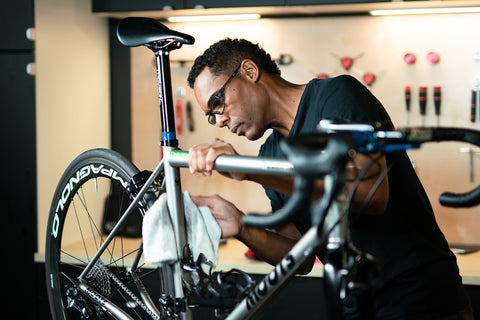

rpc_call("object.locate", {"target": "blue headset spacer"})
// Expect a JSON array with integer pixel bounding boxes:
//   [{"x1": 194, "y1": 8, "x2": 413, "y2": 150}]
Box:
[{"x1": 162, "y1": 131, "x2": 176, "y2": 141}]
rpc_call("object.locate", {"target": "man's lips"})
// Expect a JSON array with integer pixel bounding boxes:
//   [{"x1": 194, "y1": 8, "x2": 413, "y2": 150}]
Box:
[{"x1": 230, "y1": 123, "x2": 241, "y2": 135}]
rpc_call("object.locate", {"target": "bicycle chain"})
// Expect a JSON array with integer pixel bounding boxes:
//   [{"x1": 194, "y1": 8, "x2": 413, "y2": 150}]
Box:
[{"x1": 94, "y1": 261, "x2": 162, "y2": 320}]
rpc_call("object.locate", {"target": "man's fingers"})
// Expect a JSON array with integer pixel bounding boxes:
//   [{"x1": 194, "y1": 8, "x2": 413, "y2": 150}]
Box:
[{"x1": 188, "y1": 139, "x2": 237, "y2": 175}]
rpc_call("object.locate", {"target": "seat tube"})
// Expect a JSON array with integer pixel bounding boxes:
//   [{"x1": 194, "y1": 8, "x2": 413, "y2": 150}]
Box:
[{"x1": 155, "y1": 49, "x2": 188, "y2": 314}]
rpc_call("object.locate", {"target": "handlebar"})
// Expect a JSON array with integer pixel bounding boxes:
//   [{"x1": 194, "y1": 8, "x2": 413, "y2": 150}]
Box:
[
  {"x1": 168, "y1": 124, "x2": 480, "y2": 230},
  {"x1": 316, "y1": 122, "x2": 480, "y2": 208},
  {"x1": 398, "y1": 127, "x2": 480, "y2": 207},
  {"x1": 242, "y1": 124, "x2": 480, "y2": 229}
]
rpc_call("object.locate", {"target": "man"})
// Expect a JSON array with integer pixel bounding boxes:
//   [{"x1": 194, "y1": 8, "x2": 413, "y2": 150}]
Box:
[{"x1": 186, "y1": 38, "x2": 472, "y2": 319}]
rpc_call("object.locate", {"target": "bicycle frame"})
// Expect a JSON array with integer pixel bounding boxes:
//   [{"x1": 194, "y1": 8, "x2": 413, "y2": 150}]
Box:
[
  {"x1": 48, "y1": 17, "x2": 480, "y2": 320},
  {"x1": 75, "y1": 147, "x2": 349, "y2": 320}
]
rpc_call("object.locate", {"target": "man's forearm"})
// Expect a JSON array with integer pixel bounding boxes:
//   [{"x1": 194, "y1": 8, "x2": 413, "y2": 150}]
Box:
[
  {"x1": 236, "y1": 223, "x2": 315, "y2": 274},
  {"x1": 243, "y1": 153, "x2": 389, "y2": 215}
]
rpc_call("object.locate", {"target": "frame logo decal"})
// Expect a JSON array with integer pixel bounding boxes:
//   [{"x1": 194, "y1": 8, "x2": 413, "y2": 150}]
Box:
[{"x1": 246, "y1": 254, "x2": 295, "y2": 310}]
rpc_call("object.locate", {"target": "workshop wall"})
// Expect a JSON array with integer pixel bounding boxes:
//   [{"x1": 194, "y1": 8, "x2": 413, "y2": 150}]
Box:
[
  {"x1": 130, "y1": 13, "x2": 480, "y2": 247},
  {"x1": 35, "y1": 0, "x2": 110, "y2": 253}
]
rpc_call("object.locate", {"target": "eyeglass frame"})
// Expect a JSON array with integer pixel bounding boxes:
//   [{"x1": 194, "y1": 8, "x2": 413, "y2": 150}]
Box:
[{"x1": 205, "y1": 64, "x2": 242, "y2": 125}]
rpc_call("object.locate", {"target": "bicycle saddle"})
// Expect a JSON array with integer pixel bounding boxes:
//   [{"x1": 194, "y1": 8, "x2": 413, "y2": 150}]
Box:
[{"x1": 117, "y1": 17, "x2": 195, "y2": 47}]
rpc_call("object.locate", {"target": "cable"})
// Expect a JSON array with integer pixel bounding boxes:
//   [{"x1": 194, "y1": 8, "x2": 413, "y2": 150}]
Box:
[
  {"x1": 358, "y1": 163, "x2": 392, "y2": 215},
  {"x1": 346, "y1": 153, "x2": 381, "y2": 183}
]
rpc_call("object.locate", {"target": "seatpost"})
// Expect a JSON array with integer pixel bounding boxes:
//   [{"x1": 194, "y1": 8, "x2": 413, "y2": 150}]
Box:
[
  {"x1": 155, "y1": 49, "x2": 178, "y2": 147},
  {"x1": 153, "y1": 47, "x2": 188, "y2": 318}
]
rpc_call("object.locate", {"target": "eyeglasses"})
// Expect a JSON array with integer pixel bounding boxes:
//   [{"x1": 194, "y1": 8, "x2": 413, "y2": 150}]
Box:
[{"x1": 205, "y1": 64, "x2": 241, "y2": 125}]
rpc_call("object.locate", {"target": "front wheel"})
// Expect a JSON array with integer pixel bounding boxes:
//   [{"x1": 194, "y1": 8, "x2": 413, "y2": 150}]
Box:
[{"x1": 45, "y1": 148, "x2": 161, "y2": 319}]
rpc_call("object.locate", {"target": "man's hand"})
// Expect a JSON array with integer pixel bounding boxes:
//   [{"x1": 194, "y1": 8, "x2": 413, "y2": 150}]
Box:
[
  {"x1": 190, "y1": 194, "x2": 244, "y2": 239},
  {"x1": 188, "y1": 138, "x2": 246, "y2": 180}
]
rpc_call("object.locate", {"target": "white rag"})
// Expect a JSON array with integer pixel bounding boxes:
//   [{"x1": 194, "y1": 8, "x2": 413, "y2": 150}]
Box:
[{"x1": 142, "y1": 191, "x2": 221, "y2": 267}]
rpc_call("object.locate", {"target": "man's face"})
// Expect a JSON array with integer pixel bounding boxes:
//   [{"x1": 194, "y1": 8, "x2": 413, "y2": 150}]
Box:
[{"x1": 193, "y1": 66, "x2": 267, "y2": 141}]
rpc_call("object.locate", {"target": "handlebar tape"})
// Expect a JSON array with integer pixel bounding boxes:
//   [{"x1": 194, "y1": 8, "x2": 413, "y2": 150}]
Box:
[
  {"x1": 439, "y1": 187, "x2": 480, "y2": 208},
  {"x1": 403, "y1": 127, "x2": 480, "y2": 146}
]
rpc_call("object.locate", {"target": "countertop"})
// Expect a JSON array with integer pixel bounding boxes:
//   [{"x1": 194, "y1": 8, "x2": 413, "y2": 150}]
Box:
[
  {"x1": 217, "y1": 239, "x2": 480, "y2": 285},
  {"x1": 35, "y1": 238, "x2": 479, "y2": 285}
]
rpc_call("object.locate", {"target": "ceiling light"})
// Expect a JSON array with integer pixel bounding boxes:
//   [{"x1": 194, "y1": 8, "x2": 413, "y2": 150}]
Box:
[
  {"x1": 167, "y1": 13, "x2": 261, "y2": 22},
  {"x1": 370, "y1": 6, "x2": 480, "y2": 16}
]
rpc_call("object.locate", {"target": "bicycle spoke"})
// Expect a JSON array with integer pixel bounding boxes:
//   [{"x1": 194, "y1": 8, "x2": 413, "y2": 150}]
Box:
[
  {"x1": 71, "y1": 195, "x2": 91, "y2": 262},
  {"x1": 77, "y1": 183, "x2": 104, "y2": 248},
  {"x1": 60, "y1": 249, "x2": 89, "y2": 266}
]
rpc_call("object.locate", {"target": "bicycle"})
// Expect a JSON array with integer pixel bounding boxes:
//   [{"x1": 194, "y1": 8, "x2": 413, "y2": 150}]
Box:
[{"x1": 45, "y1": 17, "x2": 480, "y2": 320}]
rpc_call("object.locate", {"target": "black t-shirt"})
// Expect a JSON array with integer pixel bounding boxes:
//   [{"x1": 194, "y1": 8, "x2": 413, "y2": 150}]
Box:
[{"x1": 259, "y1": 75, "x2": 468, "y2": 318}]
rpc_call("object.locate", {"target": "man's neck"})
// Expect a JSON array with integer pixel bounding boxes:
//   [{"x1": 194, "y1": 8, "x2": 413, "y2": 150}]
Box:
[{"x1": 265, "y1": 77, "x2": 307, "y2": 138}]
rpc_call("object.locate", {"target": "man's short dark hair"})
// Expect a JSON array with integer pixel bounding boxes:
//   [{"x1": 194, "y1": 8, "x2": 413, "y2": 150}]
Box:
[{"x1": 187, "y1": 38, "x2": 280, "y2": 88}]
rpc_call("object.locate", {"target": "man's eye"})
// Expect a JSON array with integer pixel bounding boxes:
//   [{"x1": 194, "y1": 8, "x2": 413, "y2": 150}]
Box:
[{"x1": 210, "y1": 98, "x2": 223, "y2": 111}]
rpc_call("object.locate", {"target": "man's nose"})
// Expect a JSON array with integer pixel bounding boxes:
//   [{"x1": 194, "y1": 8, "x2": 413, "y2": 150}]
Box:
[{"x1": 215, "y1": 113, "x2": 229, "y2": 127}]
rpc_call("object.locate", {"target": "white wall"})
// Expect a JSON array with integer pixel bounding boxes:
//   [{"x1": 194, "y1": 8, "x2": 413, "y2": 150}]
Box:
[
  {"x1": 35, "y1": 6, "x2": 480, "y2": 251},
  {"x1": 131, "y1": 13, "x2": 480, "y2": 247},
  {"x1": 35, "y1": 0, "x2": 110, "y2": 252}
]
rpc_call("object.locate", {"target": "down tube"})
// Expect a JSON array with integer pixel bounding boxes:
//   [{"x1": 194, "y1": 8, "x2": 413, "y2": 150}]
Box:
[{"x1": 226, "y1": 227, "x2": 322, "y2": 320}]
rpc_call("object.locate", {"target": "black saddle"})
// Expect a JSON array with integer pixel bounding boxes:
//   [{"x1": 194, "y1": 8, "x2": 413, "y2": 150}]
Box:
[{"x1": 117, "y1": 17, "x2": 195, "y2": 47}]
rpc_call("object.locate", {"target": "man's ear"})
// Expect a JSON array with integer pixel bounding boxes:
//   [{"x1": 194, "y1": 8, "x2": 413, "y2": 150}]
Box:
[{"x1": 241, "y1": 59, "x2": 260, "y2": 82}]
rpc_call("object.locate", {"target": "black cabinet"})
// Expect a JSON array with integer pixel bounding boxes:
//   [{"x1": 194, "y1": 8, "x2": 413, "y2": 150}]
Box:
[
  {"x1": 93, "y1": 0, "x2": 288, "y2": 12},
  {"x1": 286, "y1": 0, "x2": 387, "y2": 4},
  {"x1": 0, "y1": 0, "x2": 34, "y2": 51},
  {"x1": 92, "y1": 0, "x2": 186, "y2": 12},
  {"x1": 0, "y1": 0, "x2": 37, "y2": 318},
  {"x1": 92, "y1": 0, "x2": 399, "y2": 14},
  {"x1": 185, "y1": 0, "x2": 285, "y2": 9}
]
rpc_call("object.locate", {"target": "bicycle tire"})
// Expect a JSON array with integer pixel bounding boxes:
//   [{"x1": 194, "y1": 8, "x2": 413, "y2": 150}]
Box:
[{"x1": 45, "y1": 148, "x2": 161, "y2": 320}]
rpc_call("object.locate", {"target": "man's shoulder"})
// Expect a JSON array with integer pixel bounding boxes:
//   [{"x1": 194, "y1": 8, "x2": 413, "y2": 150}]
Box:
[
  {"x1": 305, "y1": 75, "x2": 363, "y2": 98},
  {"x1": 328, "y1": 74, "x2": 363, "y2": 89},
  {"x1": 309, "y1": 74, "x2": 359, "y2": 85},
  {"x1": 259, "y1": 130, "x2": 284, "y2": 157}
]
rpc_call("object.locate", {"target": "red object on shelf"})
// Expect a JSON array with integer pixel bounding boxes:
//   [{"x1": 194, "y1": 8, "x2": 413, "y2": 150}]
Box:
[
  {"x1": 426, "y1": 51, "x2": 440, "y2": 64},
  {"x1": 405, "y1": 85, "x2": 412, "y2": 125},
  {"x1": 434, "y1": 85, "x2": 441, "y2": 115},
  {"x1": 405, "y1": 85, "x2": 411, "y2": 111},
  {"x1": 403, "y1": 52, "x2": 416, "y2": 65},
  {"x1": 175, "y1": 100, "x2": 183, "y2": 134},
  {"x1": 419, "y1": 85, "x2": 427, "y2": 118},
  {"x1": 363, "y1": 73, "x2": 376, "y2": 86},
  {"x1": 316, "y1": 73, "x2": 330, "y2": 79},
  {"x1": 341, "y1": 57, "x2": 354, "y2": 70}
]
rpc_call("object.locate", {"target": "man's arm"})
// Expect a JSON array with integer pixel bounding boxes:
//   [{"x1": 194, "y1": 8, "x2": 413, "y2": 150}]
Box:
[
  {"x1": 189, "y1": 140, "x2": 389, "y2": 215},
  {"x1": 243, "y1": 153, "x2": 388, "y2": 215},
  {"x1": 191, "y1": 194, "x2": 316, "y2": 274}
]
